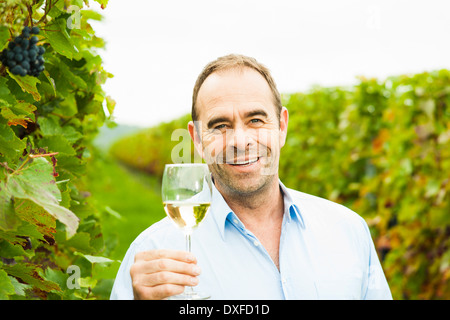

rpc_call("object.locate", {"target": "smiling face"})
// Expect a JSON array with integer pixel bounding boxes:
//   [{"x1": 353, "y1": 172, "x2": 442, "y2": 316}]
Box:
[{"x1": 188, "y1": 67, "x2": 288, "y2": 198}]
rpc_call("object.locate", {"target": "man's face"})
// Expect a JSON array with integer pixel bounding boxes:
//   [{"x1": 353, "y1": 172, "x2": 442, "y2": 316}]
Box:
[{"x1": 188, "y1": 67, "x2": 288, "y2": 198}]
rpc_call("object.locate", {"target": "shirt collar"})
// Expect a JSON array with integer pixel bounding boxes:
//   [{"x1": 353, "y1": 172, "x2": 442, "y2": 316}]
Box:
[
  {"x1": 210, "y1": 179, "x2": 305, "y2": 241},
  {"x1": 279, "y1": 180, "x2": 305, "y2": 228}
]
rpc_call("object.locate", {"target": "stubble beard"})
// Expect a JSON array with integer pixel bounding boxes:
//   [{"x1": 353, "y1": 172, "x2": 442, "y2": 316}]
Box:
[{"x1": 208, "y1": 146, "x2": 279, "y2": 205}]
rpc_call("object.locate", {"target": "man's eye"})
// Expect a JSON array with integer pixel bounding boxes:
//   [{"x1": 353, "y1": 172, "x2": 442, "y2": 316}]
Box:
[
  {"x1": 250, "y1": 119, "x2": 262, "y2": 124},
  {"x1": 214, "y1": 124, "x2": 226, "y2": 130}
]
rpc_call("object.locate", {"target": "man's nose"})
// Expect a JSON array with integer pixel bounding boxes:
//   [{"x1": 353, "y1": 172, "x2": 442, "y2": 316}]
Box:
[{"x1": 225, "y1": 127, "x2": 254, "y2": 150}]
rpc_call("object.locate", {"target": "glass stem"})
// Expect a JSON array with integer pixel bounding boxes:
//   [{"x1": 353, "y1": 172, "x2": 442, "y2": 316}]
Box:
[
  {"x1": 185, "y1": 232, "x2": 191, "y2": 253},
  {"x1": 185, "y1": 231, "x2": 194, "y2": 295}
]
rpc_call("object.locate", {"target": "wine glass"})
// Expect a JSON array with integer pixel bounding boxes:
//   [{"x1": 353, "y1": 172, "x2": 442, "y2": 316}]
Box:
[{"x1": 161, "y1": 163, "x2": 212, "y2": 300}]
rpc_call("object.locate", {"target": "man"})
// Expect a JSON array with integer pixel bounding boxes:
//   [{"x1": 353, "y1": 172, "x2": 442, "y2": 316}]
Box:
[{"x1": 110, "y1": 54, "x2": 392, "y2": 300}]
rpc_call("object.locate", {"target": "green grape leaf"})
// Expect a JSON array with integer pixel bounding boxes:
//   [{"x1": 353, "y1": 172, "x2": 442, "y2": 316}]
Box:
[
  {"x1": 80, "y1": 9, "x2": 103, "y2": 22},
  {"x1": 0, "y1": 26, "x2": 9, "y2": 51},
  {"x1": 0, "y1": 182, "x2": 20, "y2": 231},
  {"x1": 0, "y1": 239, "x2": 31, "y2": 259},
  {"x1": 43, "y1": 18, "x2": 78, "y2": 60},
  {"x1": 0, "y1": 269, "x2": 15, "y2": 299},
  {"x1": 105, "y1": 95, "x2": 116, "y2": 115},
  {"x1": 0, "y1": 219, "x2": 44, "y2": 245},
  {"x1": 1, "y1": 102, "x2": 37, "y2": 128},
  {"x1": 55, "y1": 154, "x2": 85, "y2": 178},
  {"x1": 64, "y1": 232, "x2": 94, "y2": 252},
  {"x1": 42, "y1": 70, "x2": 57, "y2": 97},
  {"x1": 8, "y1": 276, "x2": 31, "y2": 297},
  {"x1": 55, "y1": 58, "x2": 87, "y2": 89},
  {"x1": 39, "y1": 135, "x2": 77, "y2": 156},
  {"x1": 0, "y1": 77, "x2": 16, "y2": 107},
  {"x1": 0, "y1": 120, "x2": 27, "y2": 161},
  {"x1": 15, "y1": 199, "x2": 56, "y2": 241},
  {"x1": 6, "y1": 157, "x2": 79, "y2": 238},
  {"x1": 2, "y1": 262, "x2": 60, "y2": 293},
  {"x1": 94, "y1": 0, "x2": 109, "y2": 9},
  {"x1": 75, "y1": 251, "x2": 115, "y2": 265},
  {"x1": 7, "y1": 71, "x2": 41, "y2": 102},
  {"x1": 39, "y1": 117, "x2": 82, "y2": 143}
]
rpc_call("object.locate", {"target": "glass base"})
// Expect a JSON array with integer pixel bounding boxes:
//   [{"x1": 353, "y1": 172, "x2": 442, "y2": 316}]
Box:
[{"x1": 168, "y1": 288, "x2": 210, "y2": 300}]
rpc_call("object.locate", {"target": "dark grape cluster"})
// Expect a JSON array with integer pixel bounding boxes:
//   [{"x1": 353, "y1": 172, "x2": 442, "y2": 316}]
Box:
[{"x1": 0, "y1": 26, "x2": 45, "y2": 77}]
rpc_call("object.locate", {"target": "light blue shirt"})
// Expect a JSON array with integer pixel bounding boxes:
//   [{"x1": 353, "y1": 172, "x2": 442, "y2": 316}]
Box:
[{"x1": 110, "y1": 181, "x2": 392, "y2": 300}]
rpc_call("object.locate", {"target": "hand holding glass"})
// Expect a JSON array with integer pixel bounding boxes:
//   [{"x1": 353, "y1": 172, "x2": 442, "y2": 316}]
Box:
[{"x1": 161, "y1": 163, "x2": 212, "y2": 300}]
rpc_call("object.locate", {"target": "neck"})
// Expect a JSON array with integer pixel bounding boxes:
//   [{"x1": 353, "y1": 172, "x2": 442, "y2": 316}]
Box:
[
  {"x1": 216, "y1": 176, "x2": 284, "y2": 226},
  {"x1": 215, "y1": 176, "x2": 285, "y2": 270}
]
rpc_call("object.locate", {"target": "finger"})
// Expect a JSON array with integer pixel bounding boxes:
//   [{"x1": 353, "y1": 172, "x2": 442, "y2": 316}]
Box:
[
  {"x1": 131, "y1": 258, "x2": 201, "y2": 278},
  {"x1": 135, "y1": 249, "x2": 196, "y2": 263},
  {"x1": 154, "y1": 284, "x2": 185, "y2": 300},
  {"x1": 139, "y1": 270, "x2": 200, "y2": 288},
  {"x1": 134, "y1": 283, "x2": 185, "y2": 300},
  {"x1": 152, "y1": 258, "x2": 202, "y2": 275}
]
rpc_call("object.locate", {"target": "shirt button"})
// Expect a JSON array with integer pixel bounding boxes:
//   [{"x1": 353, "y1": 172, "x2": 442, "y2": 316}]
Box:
[
  {"x1": 233, "y1": 219, "x2": 239, "y2": 224},
  {"x1": 253, "y1": 240, "x2": 259, "y2": 247},
  {"x1": 281, "y1": 277, "x2": 287, "y2": 284}
]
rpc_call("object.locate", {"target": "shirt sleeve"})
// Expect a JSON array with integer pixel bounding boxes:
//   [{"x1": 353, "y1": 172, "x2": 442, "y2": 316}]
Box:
[
  {"x1": 109, "y1": 242, "x2": 137, "y2": 300},
  {"x1": 362, "y1": 222, "x2": 393, "y2": 300}
]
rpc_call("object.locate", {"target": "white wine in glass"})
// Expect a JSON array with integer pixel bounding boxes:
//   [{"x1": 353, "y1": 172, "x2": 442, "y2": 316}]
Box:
[{"x1": 162, "y1": 163, "x2": 212, "y2": 300}]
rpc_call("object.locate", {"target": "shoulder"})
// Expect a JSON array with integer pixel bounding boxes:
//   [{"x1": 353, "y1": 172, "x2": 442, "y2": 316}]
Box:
[
  {"x1": 286, "y1": 187, "x2": 374, "y2": 256},
  {"x1": 286, "y1": 187, "x2": 368, "y2": 229}
]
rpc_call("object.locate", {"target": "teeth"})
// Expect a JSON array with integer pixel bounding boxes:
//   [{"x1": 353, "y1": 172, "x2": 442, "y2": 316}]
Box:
[{"x1": 232, "y1": 158, "x2": 258, "y2": 165}]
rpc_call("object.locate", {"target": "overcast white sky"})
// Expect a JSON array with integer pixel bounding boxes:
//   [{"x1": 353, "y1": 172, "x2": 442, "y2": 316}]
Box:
[{"x1": 91, "y1": 0, "x2": 450, "y2": 128}]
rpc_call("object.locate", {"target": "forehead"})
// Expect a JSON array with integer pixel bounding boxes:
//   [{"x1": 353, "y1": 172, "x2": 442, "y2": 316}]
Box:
[{"x1": 196, "y1": 67, "x2": 275, "y2": 119}]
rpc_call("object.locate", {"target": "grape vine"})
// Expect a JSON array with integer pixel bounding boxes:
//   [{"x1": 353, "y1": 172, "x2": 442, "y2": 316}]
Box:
[{"x1": 0, "y1": 0, "x2": 116, "y2": 300}]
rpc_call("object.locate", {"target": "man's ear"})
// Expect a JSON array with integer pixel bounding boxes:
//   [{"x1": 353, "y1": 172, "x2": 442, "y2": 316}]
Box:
[
  {"x1": 279, "y1": 107, "x2": 289, "y2": 148},
  {"x1": 188, "y1": 121, "x2": 204, "y2": 159}
]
